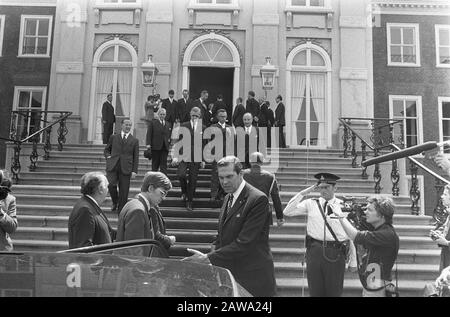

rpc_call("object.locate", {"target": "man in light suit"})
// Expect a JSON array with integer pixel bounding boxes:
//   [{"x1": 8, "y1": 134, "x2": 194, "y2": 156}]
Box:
[
  {"x1": 102, "y1": 93, "x2": 115, "y2": 145},
  {"x1": 104, "y1": 119, "x2": 139, "y2": 213},
  {"x1": 68, "y1": 171, "x2": 115, "y2": 249},
  {"x1": 183, "y1": 156, "x2": 276, "y2": 297},
  {"x1": 146, "y1": 108, "x2": 172, "y2": 175}
]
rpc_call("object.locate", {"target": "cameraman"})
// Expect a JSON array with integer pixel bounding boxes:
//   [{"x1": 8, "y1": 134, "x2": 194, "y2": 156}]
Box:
[
  {"x1": 0, "y1": 170, "x2": 18, "y2": 251},
  {"x1": 331, "y1": 195, "x2": 399, "y2": 297}
]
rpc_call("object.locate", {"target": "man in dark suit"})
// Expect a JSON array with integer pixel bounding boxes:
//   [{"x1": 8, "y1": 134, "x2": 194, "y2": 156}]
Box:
[
  {"x1": 102, "y1": 93, "x2": 115, "y2": 144},
  {"x1": 177, "y1": 89, "x2": 194, "y2": 123},
  {"x1": 146, "y1": 108, "x2": 172, "y2": 175},
  {"x1": 246, "y1": 91, "x2": 260, "y2": 126},
  {"x1": 172, "y1": 107, "x2": 206, "y2": 211},
  {"x1": 193, "y1": 90, "x2": 210, "y2": 127},
  {"x1": 68, "y1": 171, "x2": 115, "y2": 248},
  {"x1": 212, "y1": 94, "x2": 231, "y2": 124},
  {"x1": 183, "y1": 156, "x2": 276, "y2": 297},
  {"x1": 161, "y1": 89, "x2": 178, "y2": 126},
  {"x1": 209, "y1": 109, "x2": 234, "y2": 202},
  {"x1": 104, "y1": 119, "x2": 139, "y2": 213},
  {"x1": 239, "y1": 113, "x2": 259, "y2": 169},
  {"x1": 232, "y1": 97, "x2": 245, "y2": 128},
  {"x1": 243, "y1": 152, "x2": 284, "y2": 227},
  {"x1": 258, "y1": 100, "x2": 275, "y2": 149},
  {"x1": 275, "y1": 95, "x2": 286, "y2": 148}
]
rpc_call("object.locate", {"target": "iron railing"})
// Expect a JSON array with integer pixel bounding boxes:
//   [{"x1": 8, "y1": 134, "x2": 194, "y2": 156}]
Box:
[{"x1": 0, "y1": 110, "x2": 72, "y2": 183}]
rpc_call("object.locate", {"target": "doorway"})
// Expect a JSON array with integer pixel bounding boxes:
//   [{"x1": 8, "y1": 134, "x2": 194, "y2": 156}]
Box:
[{"x1": 189, "y1": 67, "x2": 234, "y2": 117}]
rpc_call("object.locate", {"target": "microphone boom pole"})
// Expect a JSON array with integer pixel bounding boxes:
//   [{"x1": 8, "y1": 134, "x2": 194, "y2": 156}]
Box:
[{"x1": 361, "y1": 141, "x2": 450, "y2": 167}]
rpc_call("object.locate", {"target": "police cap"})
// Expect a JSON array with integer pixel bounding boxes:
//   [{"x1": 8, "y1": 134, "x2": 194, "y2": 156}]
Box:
[{"x1": 314, "y1": 172, "x2": 340, "y2": 185}]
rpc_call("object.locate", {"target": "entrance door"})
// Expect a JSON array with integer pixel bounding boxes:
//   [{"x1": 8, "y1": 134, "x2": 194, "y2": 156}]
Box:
[{"x1": 189, "y1": 67, "x2": 234, "y2": 119}]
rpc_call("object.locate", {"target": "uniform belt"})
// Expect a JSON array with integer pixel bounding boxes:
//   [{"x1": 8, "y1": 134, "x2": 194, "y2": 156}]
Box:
[{"x1": 309, "y1": 237, "x2": 344, "y2": 248}]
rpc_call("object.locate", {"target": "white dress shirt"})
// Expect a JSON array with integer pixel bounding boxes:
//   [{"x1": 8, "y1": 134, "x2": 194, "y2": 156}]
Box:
[{"x1": 229, "y1": 180, "x2": 246, "y2": 208}]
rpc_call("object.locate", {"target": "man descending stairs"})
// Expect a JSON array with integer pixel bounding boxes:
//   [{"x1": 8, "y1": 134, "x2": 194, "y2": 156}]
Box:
[{"x1": 10, "y1": 144, "x2": 440, "y2": 296}]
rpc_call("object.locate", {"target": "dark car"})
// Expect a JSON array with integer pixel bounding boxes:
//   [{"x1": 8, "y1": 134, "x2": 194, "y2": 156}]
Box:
[{"x1": 0, "y1": 240, "x2": 251, "y2": 297}]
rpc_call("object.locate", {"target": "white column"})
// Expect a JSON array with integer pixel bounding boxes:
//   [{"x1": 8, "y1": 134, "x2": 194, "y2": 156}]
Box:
[
  {"x1": 233, "y1": 67, "x2": 240, "y2": 110},
  {"x1": 87, "y1": 66, "x2": 97, "y2": 142}
]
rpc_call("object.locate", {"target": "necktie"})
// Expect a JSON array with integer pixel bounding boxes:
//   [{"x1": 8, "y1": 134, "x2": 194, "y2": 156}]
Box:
[
  {"x1": 323, "y1": 201, "x2": 329, "y2": 216},
  {"x1": 161, "y1": 120, "x2": 164, "y2": 126},
  {"x1": 223, "y1": 194, "x2": 234, "y2": 221}
]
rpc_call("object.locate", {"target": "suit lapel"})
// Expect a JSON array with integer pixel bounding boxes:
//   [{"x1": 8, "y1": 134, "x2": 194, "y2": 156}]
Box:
[
  {"x1": 223, "y1": 185, "x2": 248, "y2": 227},
  {"x1": 83, "y1": 196, "x2": 111, "y2": 230}
]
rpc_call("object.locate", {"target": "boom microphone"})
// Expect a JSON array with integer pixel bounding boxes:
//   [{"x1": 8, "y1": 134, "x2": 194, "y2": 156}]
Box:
[{"x1": 361, "y1": 141, "x2": 449, "y2": 167}]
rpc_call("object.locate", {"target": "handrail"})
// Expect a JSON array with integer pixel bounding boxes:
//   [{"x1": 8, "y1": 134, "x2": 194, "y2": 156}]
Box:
[
  {"x1": 0, "y1": 110, "x2": 72, "y2": 183},
  {"x1": 391, "y1": 143, "x2": 450, "y2": 185},
  {"x1": 338, "y1": 118, "x2": 374, "y2": 150}
]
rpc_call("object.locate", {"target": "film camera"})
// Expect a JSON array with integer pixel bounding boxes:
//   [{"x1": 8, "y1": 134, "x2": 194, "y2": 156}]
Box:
[{"x1": 341, "y1": 196, "x2": 372, "y2": 231}]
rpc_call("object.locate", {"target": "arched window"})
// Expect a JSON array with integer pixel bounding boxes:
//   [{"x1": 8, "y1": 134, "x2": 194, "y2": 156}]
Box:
[
  {"x1": 88, "y1": 38, "x2": 137, "y2": 143},
  {"x1": 286, "y1": 42, "x2": 331, "y2": 148}
]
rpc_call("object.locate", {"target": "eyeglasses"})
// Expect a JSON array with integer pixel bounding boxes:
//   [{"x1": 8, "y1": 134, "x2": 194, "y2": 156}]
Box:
[{"x1": 157, "y1": 188, "x2": 168, "y2": 198}]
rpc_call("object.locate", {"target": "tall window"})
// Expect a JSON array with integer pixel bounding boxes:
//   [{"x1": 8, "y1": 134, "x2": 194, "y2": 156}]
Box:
[
  {"x1": 387, "y1": 23, "x2": 420, "y2": 66},
  {"x1": 389, "y1": 95, "x2": 422, "y2": 148},
  {"x1": 0, "y1": 15, "x2": 5, "y2": 56},
  {"x1": 439, "y1": 97, "x2": 450, "y2": 153},
  {"x1": 13, "y1": 87, "x2": 47, "y2": 141},
  {"x1": 288, "y1": 43, "x2": 330, "y2": 148},
  {"x1": 18, "y1": 15, "x2": 53, "y2": 57},
  {"x1": 436, "y1": 25, "x2": 450, "y2": 67}
]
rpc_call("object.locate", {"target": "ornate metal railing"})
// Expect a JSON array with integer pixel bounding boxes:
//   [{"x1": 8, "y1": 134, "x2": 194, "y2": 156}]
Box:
[
  {"x1": 0, "y1": 111, "x2": 72, "y2": 183},
  {"x1": 390, "y1": 144, "x2": 450, "y2": 221},
  {"x1": 339, "y1": 117, "x2": 403, "y2": 194}
]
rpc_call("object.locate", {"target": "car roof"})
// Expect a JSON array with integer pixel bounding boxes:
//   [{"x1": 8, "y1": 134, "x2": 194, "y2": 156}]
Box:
[{"x1": 0, "y1": 251, "x2": 245, "y2": 297}]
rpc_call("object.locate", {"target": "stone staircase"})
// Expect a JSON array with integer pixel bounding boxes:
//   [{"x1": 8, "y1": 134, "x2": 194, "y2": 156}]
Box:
[{"x1": 9, "y1": 144, "x2": 440, "y2": 297}]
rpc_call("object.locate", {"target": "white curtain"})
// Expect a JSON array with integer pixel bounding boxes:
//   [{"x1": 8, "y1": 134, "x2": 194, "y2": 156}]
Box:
[
  {"x1": 291, "y1": 72, "x2": 306, "y2": 145},
  {"x1": 310, "y1": 73, "x2": 325, "y2": 145},
  {"x1": 95, "y1": 69, "x2": 114, "y2": 140},
  {"x1": 117, "y1": 69, "x2": 132, "y2": 117}
]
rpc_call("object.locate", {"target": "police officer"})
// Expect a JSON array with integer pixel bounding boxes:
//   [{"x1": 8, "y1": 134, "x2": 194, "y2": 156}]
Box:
[
  {"x1": 283, "y1": 172, "x2": 351, "y2": 297},
  {"x1": 242, "y1": 152, "x2": 284, "y2": 227}
]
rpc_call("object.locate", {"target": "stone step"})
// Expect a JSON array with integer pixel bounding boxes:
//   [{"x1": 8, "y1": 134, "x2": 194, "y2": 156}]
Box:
[
  {"x1": 274, "y1": 262, "x2": 439, "y2": 281},
  {"x1": 268, "y1": 234, "x2": 439, "y2": 250},
  {"x1": 271, "y1": 247, "x2": 441, "y2": 265},
  {"x1": 275, "y1": 277, "x2": 429, "y2": 297},
  {"x1": 270, "y1": 223, "x2": 434, "y2": 236}
]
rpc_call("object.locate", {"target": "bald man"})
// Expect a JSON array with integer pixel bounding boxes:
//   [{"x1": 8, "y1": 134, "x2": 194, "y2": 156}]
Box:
[{"x1": 146, "y1": 108, "x2": 172, "y2": 175}]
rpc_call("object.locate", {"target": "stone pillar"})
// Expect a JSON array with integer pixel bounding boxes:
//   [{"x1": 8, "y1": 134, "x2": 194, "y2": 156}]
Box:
[
  {"x1": 251, "y1": 0, "x2": 279, "y2": 102},
  {"x1": 339, "y1": 0, "x2": 373, "y2": 119}
]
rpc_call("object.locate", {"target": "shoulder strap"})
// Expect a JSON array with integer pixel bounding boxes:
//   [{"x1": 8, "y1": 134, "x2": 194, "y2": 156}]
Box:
[
  {"x1": 269, "y1": 174, "x2": 276, "y2": 194},
  {"x1": 314, "y1": 199, "x2": 340, "y2": 243}
]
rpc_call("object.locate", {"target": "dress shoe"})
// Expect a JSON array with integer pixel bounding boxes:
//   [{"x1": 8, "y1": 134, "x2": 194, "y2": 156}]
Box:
[
  {"x1": 111, "y1": 203, "x2": 118, "y2": 212},
  {"x1": 186, "y1": 201, "x2": 193, "y2": 212}
]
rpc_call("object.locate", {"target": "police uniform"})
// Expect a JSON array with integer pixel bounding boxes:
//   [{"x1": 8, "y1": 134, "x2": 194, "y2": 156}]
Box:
[{"x1": 283, "y1": 172, "x2": 350, "y2": 297}]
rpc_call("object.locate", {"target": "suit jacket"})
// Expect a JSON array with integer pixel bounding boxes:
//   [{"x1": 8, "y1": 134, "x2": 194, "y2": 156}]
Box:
[
  {"x1": 208, "y1": 122, "x2": 234, "y2": 160},
  {"x1": 258, "y1": 103, "x2": 275, "y2": 127},
  {"x1": 102, "y1": 101, "x2": 115, "y2": 125},
  {"x1": 244, "y1": 126, "x2": 259, "y2": 156},
  {"x1": 0, "y1": 194, "x2": 18, "y2": 251},
  {"x1": 68, "y1": 195, "x2": 114, "y2": 249},
  {"x1": 116, "y1": 196, "x2": 172, "y2": 253},
  {"x1": 177, "y1": 97, "x2": 195, "y2": 122},
  {"x1": 162, "y1": 98, "x2": 178, "y2": 124},
  {"x1": 146, "y1": 118, "x2": 172, "y2": 151},
  {"x1": 193, "y1": 98, "x2": 210, "y2": 127},
  {"x1": 242, "y1": 166, "x2": 283, "y2": 222},
  {"x1": 232, "y1": 104, "x2": 246, "y2": 127},
  {"x1": 104, "y1": 133, "x2": 139, "y2": 175},
  {"x1": 175, "y1": 120, "x2": 207, "y2": 162},
  {"x1": 275, "y1": 102, "x2": 285, "y2": 126},
  {"x1": 208, "y1": 182, "x2": 275, "y2": 296},
  {"x1": 246, "y1": 98, "x2": 260, "y2": 121}
]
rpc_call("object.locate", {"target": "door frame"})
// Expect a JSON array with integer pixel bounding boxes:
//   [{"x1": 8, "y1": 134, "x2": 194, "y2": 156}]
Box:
[
  {"x1": 286, "y1": 42, "x2": 332, "y2": 149},
  {"x1": 182, "y1": 32, "x2": 240, "y2": 108}
]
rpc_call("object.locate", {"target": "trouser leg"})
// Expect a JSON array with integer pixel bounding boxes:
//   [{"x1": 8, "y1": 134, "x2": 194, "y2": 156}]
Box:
[
  {"x1": 322, "y1": 247, "x2": 345, "y2": 297},
  {"x1": 177, "y1": 161, "x2": 188, "y2": 196},
  {"x1": 211, "y1": 161, "x2": 219, "y2": 198},
  {"x1": 159, "y1": 149, "x2": 168, "y2": 175},
  {"x1": 187, "y1": 162, "x2": 200, "y2": 202},
  {"x1": 151, "y1": 150, "x2": 161, "y2": 171},
  {"x1": 117, "y1": 169, "x2": 131, "y2": 213},
  {"x1": 106, "y1": 168, "x2": 119, "y2": 205},
  {"x1": 306, "y1": 242, "x2": 326, "y2": 297}
]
